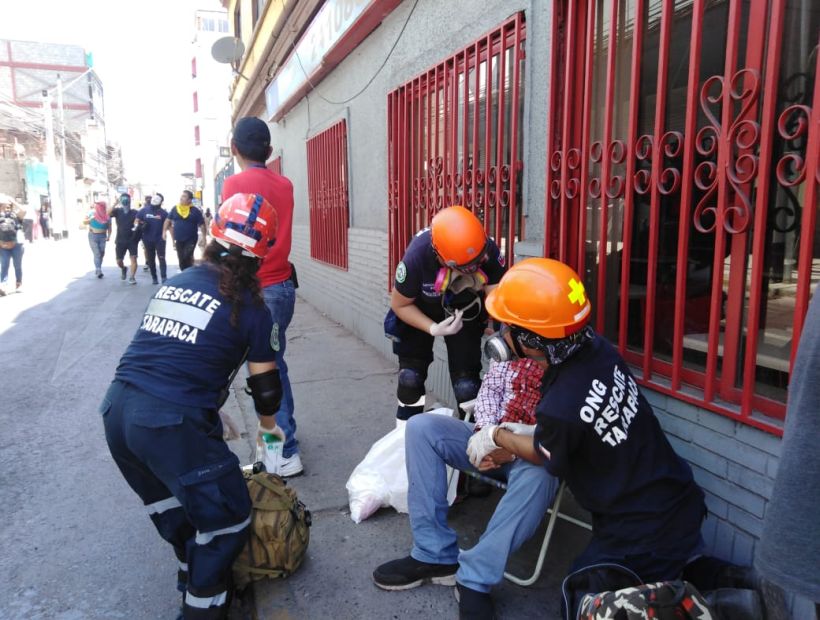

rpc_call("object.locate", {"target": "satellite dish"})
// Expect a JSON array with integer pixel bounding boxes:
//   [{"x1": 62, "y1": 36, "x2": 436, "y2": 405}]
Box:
[{"x1": 211, "y1": 36, "x2": 245, "y2": 65}]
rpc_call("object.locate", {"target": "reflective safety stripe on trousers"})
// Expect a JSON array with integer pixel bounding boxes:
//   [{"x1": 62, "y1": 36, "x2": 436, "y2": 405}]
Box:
[
  {"x1": 145, "y1": 496, "x2": 182, "y2": 515},
  {"x1": 195, "y1": 515, "x2": 252, "y2": 545},
  {"x1": 185, "y1": 590, "x2": 227, "y2": 609}
]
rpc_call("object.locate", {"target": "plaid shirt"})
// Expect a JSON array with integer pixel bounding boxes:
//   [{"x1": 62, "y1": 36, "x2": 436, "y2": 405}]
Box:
[{"x1": 473, "y1": 359, "x2": 544, "y2": 429}]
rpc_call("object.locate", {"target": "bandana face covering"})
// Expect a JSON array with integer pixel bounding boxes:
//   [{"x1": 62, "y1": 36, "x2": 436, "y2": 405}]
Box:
[
  {"x1": 514, "y1": 325, "x2": 595, "y2": 366},
  {"x1": 176, "y1": 203, "x2": 191, "y2": 219}
]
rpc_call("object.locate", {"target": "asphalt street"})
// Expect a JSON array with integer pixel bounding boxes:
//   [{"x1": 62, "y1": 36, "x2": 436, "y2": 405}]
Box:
[{"x1": 0, "y1": 236, "x2": 590, "y2": 619}]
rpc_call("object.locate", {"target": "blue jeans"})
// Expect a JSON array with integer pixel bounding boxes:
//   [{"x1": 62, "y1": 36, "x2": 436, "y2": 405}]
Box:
[
  {"x1": 88, "y1": 232, "x2": 107, "y2": 272},
  {"x1": 0, "y1": 243, "x2": 23, "y2": 285},
  {"x1": 262, "y1": 280, "x2": 297, "y2": 457},
  {"x1": 406, "y1": 414, "x2": 559, "y2": 593}
]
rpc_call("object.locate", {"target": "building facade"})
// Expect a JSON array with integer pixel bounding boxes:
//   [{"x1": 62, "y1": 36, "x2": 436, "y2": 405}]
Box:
[
  {"x1": 191, "y1": 9, "x2": 233, "y2": 212},
  {"x1": 0, "y1": 38, "x2": 109, "y2": 237},
  {"x1": 223, "y1": 0, "x2": 818, "y2": 613}
]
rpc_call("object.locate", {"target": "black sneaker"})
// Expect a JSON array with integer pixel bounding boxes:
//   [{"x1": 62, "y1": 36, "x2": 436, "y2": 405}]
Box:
[
  {"x1": 120, "y1": 266, "x2": 127, "y2": 280},
  {"x1": 455, "y1": 583, "x2": 496, "y2": 620},
  {"x1": 152, "y1": 278, "x2": 159, "y2": 285},
  {"x1": 373, "y1": 556, "x2": 457, "y2": 590}
]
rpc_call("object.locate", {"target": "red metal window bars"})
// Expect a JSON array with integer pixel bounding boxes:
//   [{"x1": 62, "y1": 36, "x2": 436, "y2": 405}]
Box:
[
  {"x1": 387, "y1": 13, "x2": 526, "y2": 287},
  {"x1": 267, "y1": 156, "x2": 282, "y2": 176},
  {"x1": 307, "y1": 119, "x2": 349, "y2": 270},
  {"x1": 545, "y1": 0, "x2": 819, "y2": 433}
]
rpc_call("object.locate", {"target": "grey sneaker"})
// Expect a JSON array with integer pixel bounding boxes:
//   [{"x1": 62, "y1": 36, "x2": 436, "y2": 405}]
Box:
[
  {"x1": 121, "y1": 266, "x2": 127, "y2": 280},
  {"x1": 128, "y1": 277, "x2": 137, "y2": 285},
  {"x1": 373, "y1": 556, "x2": 458, "y2": 591}
]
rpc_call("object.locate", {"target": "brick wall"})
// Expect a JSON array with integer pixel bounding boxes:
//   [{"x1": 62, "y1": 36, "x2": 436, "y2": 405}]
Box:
[
  {"x1": 643, "y1": 389, "x2": 781, "y2": 565},
  {"x1": 290, "y1": 224, "x2": 395, "y2": 362}
]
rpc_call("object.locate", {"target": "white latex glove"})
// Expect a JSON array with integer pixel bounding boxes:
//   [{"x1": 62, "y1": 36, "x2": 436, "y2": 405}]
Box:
[
  {"x1": 429, "y1": 308, "x2": 464, "y2": 337},
  {"x1": 498, "y1": 422, "x2": 537, "y2": 436},
  {"x1": 466, "y1": 425, "x2": 499, "y2": 468},
  {"x1": 257, "y1": 421, "x2": 285, "y2": 442}
]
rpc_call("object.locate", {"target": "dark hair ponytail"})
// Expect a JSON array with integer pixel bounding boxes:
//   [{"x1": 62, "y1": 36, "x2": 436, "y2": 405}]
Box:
[{"x1": 202, "y1": 240, "x2": 263, "y2": 327}]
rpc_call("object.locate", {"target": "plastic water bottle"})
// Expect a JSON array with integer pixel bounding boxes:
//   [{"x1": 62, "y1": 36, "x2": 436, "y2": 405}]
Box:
[{"x1": 259, "y1": 432, "x2": 283, "y2": 474}]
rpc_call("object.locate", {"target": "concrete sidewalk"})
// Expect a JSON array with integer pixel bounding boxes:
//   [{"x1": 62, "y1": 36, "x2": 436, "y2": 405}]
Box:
[
  {"x1": 222, "y1": 296, "x2": 591, "y2": 619},
  {"x1": 0, "y1": 236, "x2": 588, "y2": 619}
]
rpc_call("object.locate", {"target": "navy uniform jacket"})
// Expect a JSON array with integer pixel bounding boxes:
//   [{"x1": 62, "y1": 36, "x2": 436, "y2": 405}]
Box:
[{"x1": 116, "y1": 264, "x2": 276, "y2": 409}]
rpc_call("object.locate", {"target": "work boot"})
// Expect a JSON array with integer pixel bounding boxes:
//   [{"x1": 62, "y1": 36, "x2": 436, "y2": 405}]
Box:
[
  {"x1": 373, "y1": 556, "x2": 458, "y2": 590},
  {"x1": 455, "y1": 583, "x2": 496, "y2": 620}
]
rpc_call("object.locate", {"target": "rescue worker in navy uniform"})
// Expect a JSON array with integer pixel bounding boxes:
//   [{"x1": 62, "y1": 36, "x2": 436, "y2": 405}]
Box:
[
  {"x1": 389, "y1": 205, "x2": 506, "y2": 420},
  {"x1": 465, "y1": 258, "x2": 707, "y2": 618},
  {"x1": 101, "y1": 193, "x2": 283, "y2": 620}
]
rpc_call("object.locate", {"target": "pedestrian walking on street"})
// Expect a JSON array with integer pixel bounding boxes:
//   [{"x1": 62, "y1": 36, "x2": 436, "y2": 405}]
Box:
[
  {"x1": 0, "y1": 199, "x2": 25, "y2": 295},
  {"x1": 100, "y1": 192, "x2": 283, "y2": 620},
  {"x1": 136, "y1": 193, "x2": 169, "y2": 284},
  {"x1": 39, "y1": 203, "x2": 51, "y2": 239},
  {"x1": 204, "y1": 208, "x2": 213, "y2": 238},
  {"x1": 84, "y1": 200, "x2": 110, "y2": 278},
  {"x1": 221, "y1": 116, "x2": 303, "y2": 477},
  {"x1": 164, "y1": 190, "x2": 206, "y2": 271},
  {"x1": 109, "y1": 193, "x2": 140, "y2": 284}
]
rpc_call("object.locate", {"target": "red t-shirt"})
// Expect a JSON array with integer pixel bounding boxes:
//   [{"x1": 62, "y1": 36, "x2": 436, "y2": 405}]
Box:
[{"x1": 222, "y1": 166, "x2": 294, "y2": 286}]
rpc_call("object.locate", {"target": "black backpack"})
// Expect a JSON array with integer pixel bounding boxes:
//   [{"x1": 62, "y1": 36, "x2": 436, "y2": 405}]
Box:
[{"x1": 0, "y1": 215, "x2": 16, "y2": 242}]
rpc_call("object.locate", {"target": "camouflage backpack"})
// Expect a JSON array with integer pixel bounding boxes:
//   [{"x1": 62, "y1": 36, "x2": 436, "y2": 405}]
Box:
[
  {"x1": 578, "y1": 580, "x2": 715, "y2": 619},
  {"x1": 232, "y1": 470, "x2": 312, "y2": 590}
]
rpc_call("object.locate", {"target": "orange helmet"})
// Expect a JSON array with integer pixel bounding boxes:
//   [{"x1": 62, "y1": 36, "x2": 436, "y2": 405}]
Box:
[
  {"x1": 211, "y1": 193, "x2": 278, "y2": 259},
  {"x1": 485, "y1": 258, "x2": 592, "y2": 339},
  {"x1": 430, "y1": 205, "x2": 488, "y2": 272}
]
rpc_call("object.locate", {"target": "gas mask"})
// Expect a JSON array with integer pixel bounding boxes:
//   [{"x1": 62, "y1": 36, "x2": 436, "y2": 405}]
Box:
[
  {"x1": 483, "y1": 325, "x2": 528, "y2": 362},
  {"x1": 436, "y1": 267, "x2": 488, "y2": 322}
]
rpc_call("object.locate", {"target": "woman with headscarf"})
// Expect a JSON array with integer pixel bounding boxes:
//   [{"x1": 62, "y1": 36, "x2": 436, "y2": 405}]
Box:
[{"x1": 85, "y1": 200, "x2": 110, "y2": 278}]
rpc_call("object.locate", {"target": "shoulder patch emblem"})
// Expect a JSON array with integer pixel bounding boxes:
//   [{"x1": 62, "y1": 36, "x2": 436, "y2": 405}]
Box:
[
  {"x1": 395, "y1": 261, "x2": 407, "y2": 284},
  {"x1": 498, "y1": 253, "x2": 506, "y2": 267}
]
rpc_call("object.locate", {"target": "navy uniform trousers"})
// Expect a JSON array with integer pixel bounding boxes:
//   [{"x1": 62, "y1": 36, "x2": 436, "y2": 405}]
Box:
[{"x1": 101, "y1": 380, "x2": 251, "y2": 620}]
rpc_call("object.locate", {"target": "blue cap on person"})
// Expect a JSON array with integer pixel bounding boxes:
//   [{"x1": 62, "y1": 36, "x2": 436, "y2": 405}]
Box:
[{"x1": 232, "y1": 117, "x2": 270, "y2": 162}]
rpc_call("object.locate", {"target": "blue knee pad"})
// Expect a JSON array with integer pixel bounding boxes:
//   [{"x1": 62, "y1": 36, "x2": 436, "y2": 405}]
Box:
[
  {"x1": 397, "y1": 368, "x2": 425, "y2": 405},
  {"x1": 452, "y1": 375, "x2": 480, "y2": 405},
  {"x1": 397, "y1": 367, "x2": 426, "y2": 420}
]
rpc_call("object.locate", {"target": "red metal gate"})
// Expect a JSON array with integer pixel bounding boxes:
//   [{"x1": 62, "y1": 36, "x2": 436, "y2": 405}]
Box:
[
  {"x1": 307, "y1": 119, "x2": 349, "y2": 270},
  {"x1": 545, "y1": 0, "x2": 819, "y2": 433},
  {"x1": 387, "y1": 13, "x2": 526, "y2": 286}
]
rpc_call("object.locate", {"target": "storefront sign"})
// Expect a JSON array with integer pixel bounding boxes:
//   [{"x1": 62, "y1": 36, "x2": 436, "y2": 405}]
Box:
[{"x1": 265, "y1": 0, "x2": 375, "y2": 120}]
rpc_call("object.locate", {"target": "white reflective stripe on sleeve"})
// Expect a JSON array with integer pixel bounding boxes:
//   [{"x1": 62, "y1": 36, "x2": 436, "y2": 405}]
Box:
[
  {"x1": 185, "y1": 590, "x2": 227, "y2": 609},
  {"x1": 195, "y1": 515, "x2": 252, "y2": 545},
  {"x1": 146, "y1": 496, "x2": 182, "y2": 515}
]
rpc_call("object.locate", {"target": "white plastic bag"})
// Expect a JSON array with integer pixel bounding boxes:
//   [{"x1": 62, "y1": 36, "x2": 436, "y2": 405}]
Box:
[{"x1": 346, "y1": 407, "x2": 459, "y2": 523}]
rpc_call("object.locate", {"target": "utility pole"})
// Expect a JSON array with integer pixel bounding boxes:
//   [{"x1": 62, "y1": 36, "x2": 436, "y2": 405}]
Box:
[
  {"x1": 56, "y1": 74, "x2": 69, "y2": 239},
  {"x1": 41, "y1": 89, "x2": 63, "y2": 240}
]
